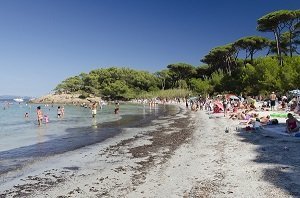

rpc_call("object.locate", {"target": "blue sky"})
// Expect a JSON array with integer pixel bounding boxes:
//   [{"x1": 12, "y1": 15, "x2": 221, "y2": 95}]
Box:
[{"x1": 0, "y1": 0, "x2": 299, "y2": 97}]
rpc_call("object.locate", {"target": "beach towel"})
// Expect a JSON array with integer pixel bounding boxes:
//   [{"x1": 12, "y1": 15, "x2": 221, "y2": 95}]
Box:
[{"x1": 270, "y1": 113, "x2": 287, "y2": 118}]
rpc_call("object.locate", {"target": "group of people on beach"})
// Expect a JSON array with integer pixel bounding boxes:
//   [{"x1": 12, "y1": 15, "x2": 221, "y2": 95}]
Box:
[{"x1": 185, "y1": 91, "x2": 300, "y2": 135}]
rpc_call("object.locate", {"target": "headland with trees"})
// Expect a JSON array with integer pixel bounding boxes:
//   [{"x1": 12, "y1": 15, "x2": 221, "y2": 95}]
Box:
[{"x1": 53, "y1": 9, "x2": 300, "y2": 101}]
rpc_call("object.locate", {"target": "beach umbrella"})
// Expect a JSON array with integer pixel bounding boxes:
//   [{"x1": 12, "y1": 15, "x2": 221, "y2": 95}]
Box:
[
  {"x1": 214, "y1": 101, "x2": 224, "y2": 110},
  {"x1": 225, "y1": 94, "x2": 236, "y2": 99},
  {"x1": 188, "y1": 96, "x2": 198, "y2": 101},
  {"x1": 229, "y1": 95, "x2": 240, "y2": 100},
  {"x1": 289, "y1": 89, "x2": 300, "y2": 96},
  {"x1": 247, "y1": 98, "x2": 256, "y2": 104}
]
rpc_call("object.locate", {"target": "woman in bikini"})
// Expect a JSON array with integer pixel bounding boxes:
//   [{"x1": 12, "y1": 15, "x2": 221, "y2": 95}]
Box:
[{"x1": 286, "y1": 113, "x2": 300, "y2": 133}]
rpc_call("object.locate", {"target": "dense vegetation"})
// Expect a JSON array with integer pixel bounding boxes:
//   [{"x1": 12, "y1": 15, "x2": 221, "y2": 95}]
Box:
[{"x1": 55, "y1": 9, "x2": 300, "y2": 100}]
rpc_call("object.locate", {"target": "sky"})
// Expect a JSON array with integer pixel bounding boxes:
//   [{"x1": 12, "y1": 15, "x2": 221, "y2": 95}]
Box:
[{"x1": 0, "y1": 0, "x2": 299, "y2": 97}]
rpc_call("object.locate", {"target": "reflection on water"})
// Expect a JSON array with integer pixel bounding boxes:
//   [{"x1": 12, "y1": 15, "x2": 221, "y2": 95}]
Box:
[
  {"x1": 35, "y1": 126, "x2": 46, "y2": 144},
  {"x1": 91, "y1": 118, "x2": 98, "y2": 129}
]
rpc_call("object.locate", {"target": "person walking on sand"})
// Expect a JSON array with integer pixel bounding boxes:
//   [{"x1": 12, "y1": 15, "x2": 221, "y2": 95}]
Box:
[
  {"x1": 222, "y1": 97, "x2": 228, "y2": 117},
  {"x1": 36, "y1": 106, "x2": 43, "y2": 126},
  {"x1": 91, "y1": 102, "x2": 98, "y2": 118},
  {"x1": 270, "y1": 91, "x2": 277, "y2": 111}
]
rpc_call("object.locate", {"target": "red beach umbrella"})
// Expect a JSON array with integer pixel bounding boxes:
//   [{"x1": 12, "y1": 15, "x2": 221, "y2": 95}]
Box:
[{"x1": 214, "y1": 101, "x2": 224, "y2": 111}]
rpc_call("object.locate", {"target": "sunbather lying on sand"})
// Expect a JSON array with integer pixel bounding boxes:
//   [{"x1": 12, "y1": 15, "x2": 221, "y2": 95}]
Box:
[{"x1": 260, "y1": 115, "x2": 270, "y2": 125}]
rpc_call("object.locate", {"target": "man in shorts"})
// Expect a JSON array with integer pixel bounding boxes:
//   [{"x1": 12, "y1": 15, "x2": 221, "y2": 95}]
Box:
[{"x1": 270, "y1": 91, "x2": 277, "y2": 111}]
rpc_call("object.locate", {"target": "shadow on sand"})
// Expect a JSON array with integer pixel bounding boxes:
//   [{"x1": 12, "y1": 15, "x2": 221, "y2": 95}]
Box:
[{"x1": 237, "y1": 130, "x2": 300, "y2": 197}]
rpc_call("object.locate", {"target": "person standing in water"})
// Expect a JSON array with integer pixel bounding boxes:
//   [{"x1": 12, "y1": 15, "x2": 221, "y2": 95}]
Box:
[
  {"x1": 57, "y1": 106, "x2": 62, "y2": 118},
  {"x1": 91, "y1": 102, "x2": 98, "y2": 118},
  {"x1": 114, "y1": 102, "x2": 120, "y2": 114},
  {"x1": 36, "y1": 106, "x2": 43, "y2": 126},
  {"x1": 61, "y1": 106, "x2": 65, "y2": 117}
]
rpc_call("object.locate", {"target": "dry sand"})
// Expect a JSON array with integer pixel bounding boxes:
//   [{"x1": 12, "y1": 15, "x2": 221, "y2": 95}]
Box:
[{"x1": 1, "y1": 106, "x2": 300, "y2": 197}]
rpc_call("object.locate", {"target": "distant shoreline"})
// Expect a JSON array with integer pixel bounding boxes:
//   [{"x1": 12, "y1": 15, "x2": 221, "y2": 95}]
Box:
[{"x1": 30, "y1": 93, "x2": 102, "y2": 104}]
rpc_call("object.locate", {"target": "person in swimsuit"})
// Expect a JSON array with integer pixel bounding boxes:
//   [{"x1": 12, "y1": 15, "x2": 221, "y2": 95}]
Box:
[
  {"x1": 270, "y1": 91, "x2": 277, "y2": 111},
  {"x1": 57, "y1": 106, "x2": 62, "y2": 118},
  {"x1": 44, "y1": 115, "x2": 49, "y2": 124},
  {"x1": 61, "y1": 106, "x2": 65, "y2": 117},
  {"x1": 222, "y1": 97, "x2": 228, "y2": 117},
  {"x1": 91, "y1": 102, "x2": 98, "y2": 118},
  {"x1": 36, "y1": 106, "x2": 43, "y2": 126},
  {"x1": 114, "y1": 102, "x2": 120, "y2": 114},
  {"x1": 286, "y1": 113, "x2": 300, "y2": 133}
]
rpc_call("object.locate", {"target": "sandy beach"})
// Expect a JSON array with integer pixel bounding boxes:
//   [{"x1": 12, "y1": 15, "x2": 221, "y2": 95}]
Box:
[{"x1": 1, "y1": 105, "x2": 300, "y2": 198}]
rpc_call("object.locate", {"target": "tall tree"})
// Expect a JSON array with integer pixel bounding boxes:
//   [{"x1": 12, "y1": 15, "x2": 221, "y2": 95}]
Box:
[
  {"x1": 201, "y1": 44, "x2": 238, "y2": 74},
  {"x1": 281, "y1": 10, "x2": 300, "y2": 57},
  {"x1": 234, "y1": 36, "x2": 270, "y2": 63},
  {"x1": 293, "y1": 21, "x2": 300, "y2": 54},
  {"x1": 155, "y1": 69, "x2": 170, "y2": 90},
  {"x1": 257, "y1": 10, "x2": 292, "y2": 65},
  {"x1": 167, "y1": 63, "x2": 196, "y2": 88}
]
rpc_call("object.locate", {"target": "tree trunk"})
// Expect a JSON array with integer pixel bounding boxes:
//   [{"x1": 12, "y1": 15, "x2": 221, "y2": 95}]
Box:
[
  {"x1": 250, "y1": 51, "x2": 254, "y2": 63},
  {"x1": 162, "y1": 79, "x2": 165, "y2": 90},
  {"x1": 289, "y1": 29, "x2": 293, "y2": 57},
  {"x1": 274, "y1": 30, "x2": 283, "y2": 66}
]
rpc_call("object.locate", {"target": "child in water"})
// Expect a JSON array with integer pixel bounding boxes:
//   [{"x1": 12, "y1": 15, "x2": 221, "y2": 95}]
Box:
[{"x1": 44, "y1": 115, "x2": 49, "y2": 124}]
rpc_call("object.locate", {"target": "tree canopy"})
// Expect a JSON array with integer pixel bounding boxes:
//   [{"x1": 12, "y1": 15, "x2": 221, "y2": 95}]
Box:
[{"x1": 55, "y1": 9, "x2": 300, "y2": 100}]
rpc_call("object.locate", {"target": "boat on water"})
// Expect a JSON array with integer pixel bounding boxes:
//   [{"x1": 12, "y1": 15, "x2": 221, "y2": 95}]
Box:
[{"x1": 13, "y1": 98, "x2": 24, "y2": 102}]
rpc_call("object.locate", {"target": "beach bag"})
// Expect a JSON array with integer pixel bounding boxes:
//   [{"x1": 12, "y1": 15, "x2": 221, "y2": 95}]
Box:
[
  {"x1": 271, "y1": 119, "x2": 278, "y2": 125},
  {"x1": 245, "y1": 126, "x2": 252, "y2": 131}
]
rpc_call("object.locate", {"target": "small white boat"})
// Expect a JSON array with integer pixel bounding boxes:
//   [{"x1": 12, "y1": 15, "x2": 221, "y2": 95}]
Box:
[{"x1": 13, "y1": 98, "x2": 24, "y2": 102}]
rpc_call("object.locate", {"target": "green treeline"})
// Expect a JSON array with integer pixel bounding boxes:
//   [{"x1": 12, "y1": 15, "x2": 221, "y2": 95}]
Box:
[{"x1": 55, "y1": 9, "x2": 300, "y2": 99}]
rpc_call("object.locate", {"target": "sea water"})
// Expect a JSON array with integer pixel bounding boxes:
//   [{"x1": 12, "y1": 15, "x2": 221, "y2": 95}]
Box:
[{"x1": 0, "y1": 100, "x2": 163, "y2": 175}]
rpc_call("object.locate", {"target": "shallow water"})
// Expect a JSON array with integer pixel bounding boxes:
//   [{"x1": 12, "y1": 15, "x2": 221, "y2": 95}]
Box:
[{"x1": 0, "y1": 101, "x2": 167, "y2": 175}]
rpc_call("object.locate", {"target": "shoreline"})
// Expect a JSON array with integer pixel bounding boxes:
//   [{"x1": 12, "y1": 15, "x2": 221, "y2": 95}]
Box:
[
  {"x1": 29, "y1": 93, "x2": 102, "y2": 104},
  {"x1": 1, "y1": 105, "x2": 300, "y2": 197}
]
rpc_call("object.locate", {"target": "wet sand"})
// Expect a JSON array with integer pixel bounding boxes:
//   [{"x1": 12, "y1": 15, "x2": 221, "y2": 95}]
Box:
[{"x1": 1, "y1": 106, "x2": 300, "y2": 197}]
